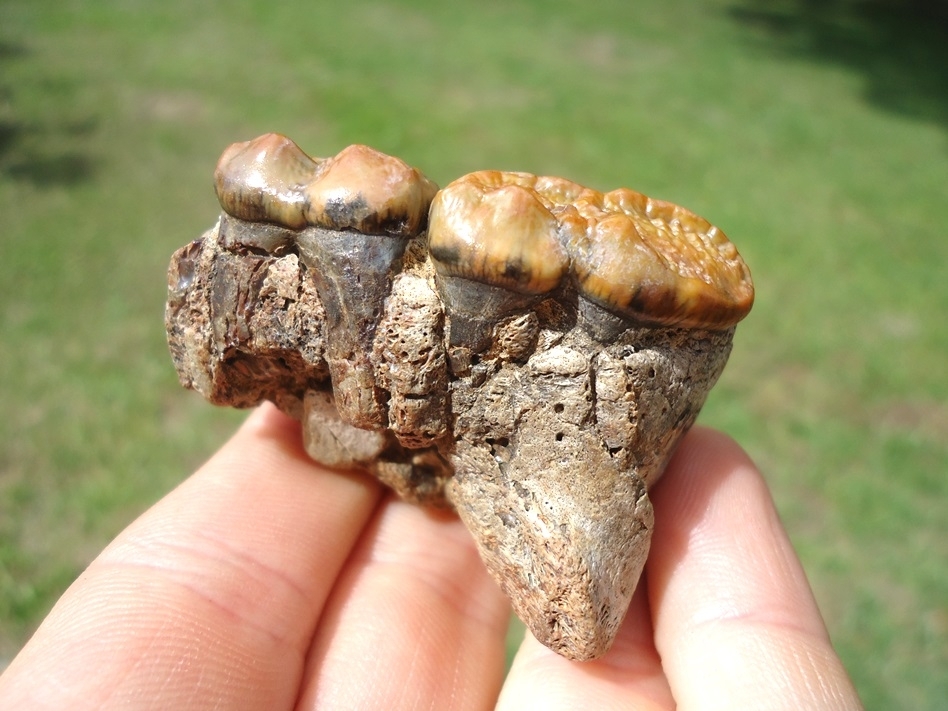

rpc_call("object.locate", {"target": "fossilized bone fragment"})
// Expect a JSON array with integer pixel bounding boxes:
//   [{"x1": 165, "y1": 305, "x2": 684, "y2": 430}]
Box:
[{"x1": 166, "y1": 134, "x2": 754, "y2": 661}]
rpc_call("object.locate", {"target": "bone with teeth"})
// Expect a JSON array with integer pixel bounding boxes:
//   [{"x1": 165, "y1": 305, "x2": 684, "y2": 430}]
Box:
[{"x1": 166, "y1": 135, "x2": 754, "y2": 661}]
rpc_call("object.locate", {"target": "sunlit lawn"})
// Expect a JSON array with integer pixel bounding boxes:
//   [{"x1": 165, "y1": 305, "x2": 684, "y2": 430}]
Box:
[{"x1": 1, "y1": 1, "x2": 946, "y2": 708}]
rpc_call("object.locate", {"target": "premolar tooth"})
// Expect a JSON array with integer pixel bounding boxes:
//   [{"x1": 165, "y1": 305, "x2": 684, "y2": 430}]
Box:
[
  {"x1": 214, "y1": 133, "x2": 318, "y2": 229},
  {"x1": 212, "y1": 135, "x2": 440, "y2": 428},
  {"x1": 303, "y1": 144, "x2": 438, "y2": 237},
  {"x1": 294, "y1": 145, "x2": 439, "y2": 428}
]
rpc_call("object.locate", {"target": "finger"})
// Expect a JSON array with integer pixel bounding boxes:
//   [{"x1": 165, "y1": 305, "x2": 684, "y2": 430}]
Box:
[
  {"x1": 296, "y1": 494, "x2": 511, "y2": 711},
  {"x1": 497, "y1": 575, "x2": 675, "y2": 711},
  {"x1": 0, "y1": 404, "x2": 383, "y2": 711},
  {"x1": 647, "y1": 427, "x2": 862, "y2": 710}
]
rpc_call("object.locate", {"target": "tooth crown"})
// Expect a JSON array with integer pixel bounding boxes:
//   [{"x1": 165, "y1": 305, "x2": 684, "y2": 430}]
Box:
[
  {"x1": 167, "y1": 134, "x2": 755, "y2": 662},
  {"x1": 428, "y1": 173, "x2": 570, "y2": 295},
  {"x1": 428, "y1": 170, "x2": 753, "y2": 330},
  {"x1": 214, "y1": 133, "x2": 317, "y2": 230},
  {"x1": 214, "y1": 134, "x2": 437, "y2": 238},
  {"x1": 215, "y1": 142, "x2": 753, "y2": 330},
  {"x1": 568, "y1": 189, "x2": 754, "y2": 329},
  {"x1": 303, "y1": 144, "x2": 438, "y2": 237}
]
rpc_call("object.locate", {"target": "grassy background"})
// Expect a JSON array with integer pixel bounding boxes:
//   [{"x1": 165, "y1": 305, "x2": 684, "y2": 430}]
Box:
[{"x1": 1, "y1": 0, "x2": 946, "y2": 706}]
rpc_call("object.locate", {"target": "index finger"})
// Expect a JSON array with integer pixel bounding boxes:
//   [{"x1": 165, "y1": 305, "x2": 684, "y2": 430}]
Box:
[{"x1": 0, "y1": 403, "x2": 383, "y2": 711}]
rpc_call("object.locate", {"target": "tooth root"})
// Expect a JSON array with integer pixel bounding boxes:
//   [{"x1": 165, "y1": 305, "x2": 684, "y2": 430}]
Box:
[
  {"x1": 373, "y1": 273, "x2": 450, "y2": 449},
  {"x1": 434, "y1": 274, "x2": 538, "y2": 352},
  {"x1": 218, "y1": 212, "x2": 297, "y2": 254},
  {"x1": 302, "y1": 389, "x2": 453, "y2": 507},
  {"x1": 577, "y1": 294, "x2": 631, "y2": 342},
  {"x1": 301, "y1": 389, "x2": 388, "y2": 468},
  {"x1": 165, "y1": 221, "x2": 329, "y2": 410},
  {"x1": 296, "y1": 228, "x2": 409, "y2": 428},
  {"x1": 446, "y1": 345, "x2": 654, "y2": 661}
]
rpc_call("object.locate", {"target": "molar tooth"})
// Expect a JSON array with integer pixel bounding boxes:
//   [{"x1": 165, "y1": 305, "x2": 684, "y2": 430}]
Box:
[
  {"x1": 428, "y1": 172, "x2": 570, "y2": 350},
  {"x1": 567, "y1": 188, "x2": 754, "y2": 332},
  {"x1": 214, "y1": 133, "x2": 318, "y2": 229}
]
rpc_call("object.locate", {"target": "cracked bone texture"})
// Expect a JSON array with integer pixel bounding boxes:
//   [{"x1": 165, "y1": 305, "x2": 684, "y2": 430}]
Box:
[{"x1": 166, "y1": 135, "x2": 753, "y2": 661}]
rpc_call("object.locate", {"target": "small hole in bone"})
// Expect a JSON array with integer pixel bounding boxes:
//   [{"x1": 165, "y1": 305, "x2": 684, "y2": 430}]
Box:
[
  {"x1": 555, "y1": 432, "x2": 564, "y2": 442},
  {"x1": 553, "y1": 403, "x2": 564, "y2": 413},
  {"x1": 486, "y1": 436, "x2": 511, "y2": 455}
]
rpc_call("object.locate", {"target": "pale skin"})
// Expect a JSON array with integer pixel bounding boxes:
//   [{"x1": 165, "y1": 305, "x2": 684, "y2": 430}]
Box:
[{"x1": 0, "y1": 404, "x2": 863, "y2": 710}]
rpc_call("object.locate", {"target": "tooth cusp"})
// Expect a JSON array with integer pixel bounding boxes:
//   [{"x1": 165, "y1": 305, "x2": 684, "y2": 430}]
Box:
[
  {"x1": 214, "y1": 133, "x2": 318, "y2": 229},
  {"x1": 428, "y1": 174, "x2": 570, "y2": 296},
  {"x1": 214, "y1": 136, "x2": 437, "y2": 238},
  {"x1": 569, "y1": 189, "x2": 754, "y2": 330},
  {"x1": 303, "y1": 144, "x2": 438, "y2": 238}
]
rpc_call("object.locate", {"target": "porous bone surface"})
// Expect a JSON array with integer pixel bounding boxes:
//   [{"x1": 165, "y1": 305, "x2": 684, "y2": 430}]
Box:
[{"x1": 166, "y1": 215, "x2": 734, "y2": 660}]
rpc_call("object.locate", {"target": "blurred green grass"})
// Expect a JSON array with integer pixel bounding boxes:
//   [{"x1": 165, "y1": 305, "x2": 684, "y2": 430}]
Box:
[{"x1": 1, "y1": 0, "x2": 945, "y2": 707}]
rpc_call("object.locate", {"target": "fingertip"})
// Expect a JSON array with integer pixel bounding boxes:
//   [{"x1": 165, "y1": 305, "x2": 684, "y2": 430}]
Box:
[
  {"x1": 648, "y1": 424, "x2": 819, "y2": 635},
  {"x1": 647, "y1": 427, "x2": 772, "y2": 595},
  {"x1": 652, "y1": 425, "x2": 759, "y2": 512},
  {"x1": 297, "y1": 494, "x2": 511, "y2": 711},
  {"x1": 233, "y1": 402, "x2": 308, "y2": 459},
  {"x1": 646, "y1": 426, "x2": 862, "y2": 709}
]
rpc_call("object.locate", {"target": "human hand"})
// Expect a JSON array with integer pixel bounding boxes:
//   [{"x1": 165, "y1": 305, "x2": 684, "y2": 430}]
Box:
[{"x1": 0, "y1": 404, "x2": 862, "y2": 709}]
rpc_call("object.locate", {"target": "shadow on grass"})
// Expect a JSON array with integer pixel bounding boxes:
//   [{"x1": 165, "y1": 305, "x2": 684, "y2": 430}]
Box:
[
  {"x1": 727, "y1": 0, "x2": 948, "y2": 131},
  {"x1": 0, "y1": 39, "x2": 98, "y2": 186}
]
